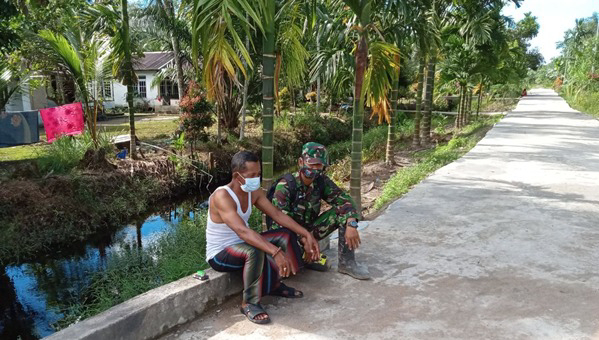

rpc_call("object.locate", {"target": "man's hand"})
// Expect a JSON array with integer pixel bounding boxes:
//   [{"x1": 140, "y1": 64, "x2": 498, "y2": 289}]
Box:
[
  {"x1": 300, "y1": 233, "x2": 320, "y2": 262},
  {"x1": 345, "y1": 226, "x2": 361, "y2": 251},
  {"x1": 273, "y1": 251, "x2": 294, "y2": 277}
]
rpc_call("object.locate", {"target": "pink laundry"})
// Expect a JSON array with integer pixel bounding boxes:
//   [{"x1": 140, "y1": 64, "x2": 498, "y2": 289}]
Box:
[{"x1": 40, "y1": 102, "x2": 85, "y2": 143}]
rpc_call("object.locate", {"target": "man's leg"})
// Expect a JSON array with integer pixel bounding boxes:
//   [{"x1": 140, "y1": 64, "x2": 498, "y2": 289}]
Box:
[
  {"x1": 260, "y1": 228, "x2": 303, "y2": 279},
  {"x1": 259, "y1": 228, "x2": 304, "y2": 297},
  {"x1": 209, "y1": 244, "x2": 270, "y2": 305},
  {"x1": 309, "y1": 208, "x2": 370, "y2": 280}
]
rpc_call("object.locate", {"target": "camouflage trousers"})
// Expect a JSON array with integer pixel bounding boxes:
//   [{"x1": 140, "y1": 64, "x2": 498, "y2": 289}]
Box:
[{"x1": 305, "y1": 207, "x2": 354, "y2": 261}]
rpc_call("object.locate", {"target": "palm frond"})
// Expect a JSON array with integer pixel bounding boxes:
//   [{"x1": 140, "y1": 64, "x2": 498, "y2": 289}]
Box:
[{"x1": 365, "y1": 41, "x2": 400, "y2": 124}]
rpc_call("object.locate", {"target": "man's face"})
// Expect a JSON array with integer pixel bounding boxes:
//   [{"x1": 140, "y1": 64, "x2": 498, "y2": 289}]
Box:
[
  {"x1": 299, "y1": 158, "x2": 324, "y2": 171},
  {"x1": 237, "y1": 161, "x2": 261, "y2": 182}
]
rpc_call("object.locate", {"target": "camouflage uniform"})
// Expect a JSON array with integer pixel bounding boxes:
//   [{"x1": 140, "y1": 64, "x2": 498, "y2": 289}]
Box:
[{"x1": 271, "y1": 143, "x2": 360, "y2": 263}]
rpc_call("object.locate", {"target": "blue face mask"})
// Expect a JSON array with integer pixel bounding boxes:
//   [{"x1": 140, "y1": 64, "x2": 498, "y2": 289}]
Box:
[{"x1": 237, "y1": 173, "x2": 261, "y2": 192}]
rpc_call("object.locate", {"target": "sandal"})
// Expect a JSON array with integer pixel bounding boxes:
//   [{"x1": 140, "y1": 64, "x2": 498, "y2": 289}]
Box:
[
  {"x1": 270, "y1": 282, "x2": 304, "y2": 298},
  {"x1": 240, "y1": 303, "x2": 271, "y2": 324}
]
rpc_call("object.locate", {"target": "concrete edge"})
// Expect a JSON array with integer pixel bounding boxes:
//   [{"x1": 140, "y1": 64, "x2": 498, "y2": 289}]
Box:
[{"x1": 43, "y1": 269, "x2": 242, "y2": 340}]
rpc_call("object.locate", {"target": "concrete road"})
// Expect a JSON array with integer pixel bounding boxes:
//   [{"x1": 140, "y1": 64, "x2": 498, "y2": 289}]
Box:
[{"x1": 161, "y1": 89, "x2": 599, "y2": 339}]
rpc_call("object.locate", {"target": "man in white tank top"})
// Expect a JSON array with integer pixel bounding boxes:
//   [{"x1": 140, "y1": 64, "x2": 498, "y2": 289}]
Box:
[{"x1": 206, "y1": 151, "x2": 320, "y2": 324}]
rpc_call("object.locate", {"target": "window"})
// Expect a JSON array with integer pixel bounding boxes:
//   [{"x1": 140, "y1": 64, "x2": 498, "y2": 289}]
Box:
[
  {"x1": 159, "y1": 79, "x2": 179, "y2": 102},
  {"x1": 102, "y1": 80, "x2": 113, "y2": 100},
  {"x1": 136, "y1": 75, "x2": 147, "y2": 98}
]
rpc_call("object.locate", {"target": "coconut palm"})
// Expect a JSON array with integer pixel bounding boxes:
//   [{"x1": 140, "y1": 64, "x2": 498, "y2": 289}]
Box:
[
  {"x1": 38, "y1": 27, "x2": 98, "y2": 144},
  {"x1": 86, "y1": 1, "x2": 142, "y2": 158},
  {"x1": 191, "y1": 0, "x2": 264, "y2": 142}
]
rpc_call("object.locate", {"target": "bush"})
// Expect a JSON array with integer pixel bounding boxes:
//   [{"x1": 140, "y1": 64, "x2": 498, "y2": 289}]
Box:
[
  {"x1": 37, "y1": 132, "x2": 113, "y2": 174},
  {"x1": 179, "y1": 82, "x2": 214, "y2": 144}
]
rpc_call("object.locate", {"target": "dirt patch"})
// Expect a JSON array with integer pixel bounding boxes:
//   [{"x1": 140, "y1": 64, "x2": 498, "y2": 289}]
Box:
[{"x1": 79, "y1": 149, "x2": 118, "y2": 172}]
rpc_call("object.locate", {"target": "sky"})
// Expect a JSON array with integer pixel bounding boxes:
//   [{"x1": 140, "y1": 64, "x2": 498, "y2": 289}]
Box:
[{"x1": 502, "y1": 0, "x2": 599, "y2": 63}]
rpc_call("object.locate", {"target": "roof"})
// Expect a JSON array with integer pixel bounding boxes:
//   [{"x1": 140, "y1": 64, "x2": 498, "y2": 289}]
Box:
[{"x1": 134, "y1": 52, "x2": 174, "y2": 71}]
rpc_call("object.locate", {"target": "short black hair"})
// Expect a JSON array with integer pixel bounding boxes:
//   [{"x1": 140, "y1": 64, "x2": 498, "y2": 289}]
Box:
[{"x1": 231, "y1": 151, "x2": 260, "y2": 173}]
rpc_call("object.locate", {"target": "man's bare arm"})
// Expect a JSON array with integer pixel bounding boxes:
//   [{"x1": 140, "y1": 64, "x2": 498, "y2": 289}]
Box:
[{"x1": 213, "y1": 190, "x2": 280, "y2": 256}]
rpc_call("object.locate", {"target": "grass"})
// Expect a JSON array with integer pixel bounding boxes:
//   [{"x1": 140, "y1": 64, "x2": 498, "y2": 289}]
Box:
[
  {"x1": 54, "y1": 207, "x2": 263, "y2": 330},
  {"x1": 372, "y1": 116, "x2": 501, "y2": 211},
  {"x1": 0, "y1": 174, "x2": 163, "y2": 264},
  {"x1": 0, "y1": 119, "x2": 180, "y2": 163},
  {"x1": 98, "y1": 118, "x2": 180, "y2": 140},
  {"x1": 561, "y1": 88, "x2": 599, "y2": 119},
  {"x1": 326, "y1": 113, "x2": 449, "y2": 185}
]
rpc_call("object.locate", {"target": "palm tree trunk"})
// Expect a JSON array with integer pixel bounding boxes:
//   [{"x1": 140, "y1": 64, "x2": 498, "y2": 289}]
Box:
[
  {"x1": 476, "y1": 82, "x2": 483, "y2": 117},
  {"x1": 165, "y1": 0, "x2": 185, "y2": 100},
  {"x1": 157, "y1": 0, "x2": 184, "y2": 99},
  {"x1": 456, "y1": 85, "x2": 465, "y2": 129},
  {"x1": 421, "y1": 55, "x2": 435, "y2": 144},
  {"x1": 350, "y1": 33, "x2": 368, "y2": 214},
  {"x1": 386, "y1": 64, "x2": 399, "y2": 165},
  {"x1": 239, "y1": 33, "x2": 249, "y2": 140},
  {"x1": 316, "y1": 39, "x2": 321, "y2": 112},
  {"x1": 261, "y1": 0, "x2": 276, "y2": 192},
  {"x1": 413, "y1": 55, "x2": 425, "y2": 147},
  {"x1": 466, "y1": 88, "x2": 473, "y2": 125},
  {"x1": 121, "y1": 0, "x2": 136, "y2": 159}
]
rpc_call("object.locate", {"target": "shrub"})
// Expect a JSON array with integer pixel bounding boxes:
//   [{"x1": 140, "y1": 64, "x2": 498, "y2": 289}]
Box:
[
  {"x1": 37, "y1": 132, "x2": 113, "y2": 174},
  {"x1": 179, "y1": 82, "x2": 214, "y2": 144}
]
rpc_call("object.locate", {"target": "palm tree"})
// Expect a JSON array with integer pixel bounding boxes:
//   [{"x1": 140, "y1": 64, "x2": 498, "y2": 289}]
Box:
[
  {"x1": 421, "y1": 54, "x2": 435, "y2": 144},
  {"x1": 38, "y1": 29, "x2": 97, "y2": 144},
  {"x1": 87, "y1": 1, "x2": 142, "y2": 158},
  {"x1": 191, "y1": 0, "x2": 263, "y2": 142},
  {"x1": 262, "y1": 0, "x2": 275, "y2": 190},
  {"x1": 386, "y1": 56, "x2": 399, "y2": 166},
  {"x1": 155, "y1": 0, "x2": 186, "y2": 100},
  {"x1": 413, "y1": 54, "x2": 425, "y2": 146},
  {"x1": 120, "y1": 0, "x2": 136, "y2": 158}
]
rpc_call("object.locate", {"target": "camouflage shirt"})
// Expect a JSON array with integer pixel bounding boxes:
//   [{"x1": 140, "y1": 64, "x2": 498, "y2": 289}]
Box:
[{"x1": 271, "y1": 172, "x2": 360, "y2": 228}]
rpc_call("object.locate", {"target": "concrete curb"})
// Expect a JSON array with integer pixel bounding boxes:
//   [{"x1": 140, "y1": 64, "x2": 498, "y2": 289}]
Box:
[{"x1": 44, "y1": 269, "x2": 242, "y2": 340}]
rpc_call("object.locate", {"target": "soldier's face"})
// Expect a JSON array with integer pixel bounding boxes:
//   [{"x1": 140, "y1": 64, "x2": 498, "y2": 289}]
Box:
[{"x1": 298, "y1": 158, "x2": 324, "y2": 171}]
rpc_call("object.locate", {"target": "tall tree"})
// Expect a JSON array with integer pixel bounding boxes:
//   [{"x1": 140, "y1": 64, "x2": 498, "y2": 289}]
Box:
[
  {"x1": 262, "y1": 0, "x2": 276, "y2": 190},
  {"x1": 120, "y1": 0, "x2": 137, "y2": 158},
  {"x1": 155, "y1": 0, "x2": 185, "y2": 99}
]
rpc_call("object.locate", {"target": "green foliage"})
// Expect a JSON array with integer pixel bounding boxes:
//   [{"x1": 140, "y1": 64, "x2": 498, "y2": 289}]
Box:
[
  {"x1": 54, "y1": 212, "x2": 208, "y2": 329},
  {"x1": 0, "y1": 175, "x2": 162, "y2": 264},
  {"x1": 55, "y1": 206, "x2": 265, "y2": 330},
  {"x1": 37, "y1": 132, "x2": 113, "y2": 174},
  {"x1": 563, "y1": 89, "x2": 599, "y2": 119}
]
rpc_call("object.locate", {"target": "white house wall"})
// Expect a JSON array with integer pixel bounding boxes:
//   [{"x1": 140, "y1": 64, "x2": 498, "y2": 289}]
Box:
[{"x1": 105, "y1": 71, "x2": 160, "y2": 109}]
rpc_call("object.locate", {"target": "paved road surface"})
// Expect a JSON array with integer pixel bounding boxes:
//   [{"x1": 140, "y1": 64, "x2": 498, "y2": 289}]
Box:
[{"x1": 161, "y1": 89, "x2": 599, "y2": 339}]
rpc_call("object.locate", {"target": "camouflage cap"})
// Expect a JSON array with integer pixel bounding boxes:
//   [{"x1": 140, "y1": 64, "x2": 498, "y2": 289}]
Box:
[{"x1": 301, "y1": 142, "x2": 328, "y2": 165}]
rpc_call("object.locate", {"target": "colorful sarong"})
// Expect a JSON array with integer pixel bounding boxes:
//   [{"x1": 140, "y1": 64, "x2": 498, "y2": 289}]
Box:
[{"x1": 208, "y1": 228, "x2": 303, "y2": 304}]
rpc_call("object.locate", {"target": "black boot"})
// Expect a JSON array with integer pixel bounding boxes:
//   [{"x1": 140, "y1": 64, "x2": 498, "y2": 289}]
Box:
[{"x1": 337, "y1": 225, "x2": 370, "y2": 280}]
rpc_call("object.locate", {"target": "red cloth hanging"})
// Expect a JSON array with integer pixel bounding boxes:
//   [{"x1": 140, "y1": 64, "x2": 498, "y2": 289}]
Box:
[{"x1": 40, "y1": 102, "x2": 85, "y2": 143}]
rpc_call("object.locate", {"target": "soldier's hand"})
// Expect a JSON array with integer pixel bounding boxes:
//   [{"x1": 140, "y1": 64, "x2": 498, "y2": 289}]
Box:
[
  {"x1": 345, "y1": 227, "x2": 361, "y2": 250},
  {"x1": 301, "y1": 233, "x2": 320, "y2": 262}
]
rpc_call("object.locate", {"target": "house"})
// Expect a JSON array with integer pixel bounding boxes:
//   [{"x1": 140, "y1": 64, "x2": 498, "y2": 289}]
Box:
[
  {"x1": 3, "y1": 52, "x2": 182, "y2": 114},
  {"x1": 99, "y1": 51, "x2": 181, "y2": 112}
]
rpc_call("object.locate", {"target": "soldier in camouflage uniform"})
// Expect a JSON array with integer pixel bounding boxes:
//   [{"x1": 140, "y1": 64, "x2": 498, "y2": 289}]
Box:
[{"x1": 270, "y1": 142, "x2": 370, "y2": 280}]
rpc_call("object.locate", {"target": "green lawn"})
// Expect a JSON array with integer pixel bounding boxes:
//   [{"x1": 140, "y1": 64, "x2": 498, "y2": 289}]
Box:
[{"x1": 0, "y1": 118, "x2": 180, "y2": 163}]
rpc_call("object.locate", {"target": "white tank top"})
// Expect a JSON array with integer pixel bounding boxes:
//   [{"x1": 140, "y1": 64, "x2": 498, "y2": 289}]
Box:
[{"x1": 205, "y1": 186, "x2": 252, "y2": 261}]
